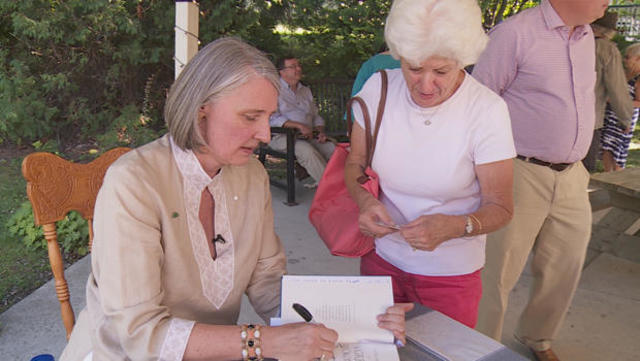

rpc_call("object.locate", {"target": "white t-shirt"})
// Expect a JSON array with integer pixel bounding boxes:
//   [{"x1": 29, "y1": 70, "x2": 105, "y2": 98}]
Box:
[{"x1": 352, "y1": 69, "x2": 516, "y2": 276}]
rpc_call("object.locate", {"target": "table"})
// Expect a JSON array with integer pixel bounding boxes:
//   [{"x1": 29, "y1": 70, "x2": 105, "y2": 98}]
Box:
[
  {"x1": 590, "y1": 168, "x2": 640, "y2": 213},
  {"x1": 399, "y1": 304, "x2": 528, "y2": 361},
  {"x1": 266, "y1": 303, "x2": 528, "y2": 361}
]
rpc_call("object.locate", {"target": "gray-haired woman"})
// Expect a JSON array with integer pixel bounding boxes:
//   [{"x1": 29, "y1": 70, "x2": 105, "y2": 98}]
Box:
[
  {"x1": 61, "y1": 37, "x2": 409, "y2": 361},
  {"x1": 345, "y1": 0, "x2": 516, "y2": 327}
]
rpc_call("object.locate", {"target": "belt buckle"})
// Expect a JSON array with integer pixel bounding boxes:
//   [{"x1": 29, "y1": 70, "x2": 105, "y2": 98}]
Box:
[{"x1": 551, "y1": 163, "x2": 568, "y2": 172}]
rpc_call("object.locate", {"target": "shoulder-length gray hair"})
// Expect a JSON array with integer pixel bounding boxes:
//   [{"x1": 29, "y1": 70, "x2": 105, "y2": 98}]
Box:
[
  {"x1": 165, "y1": 37, "x2": 279, "y2": 150},
  {"x1": 385, "y1": 0, "x2": 488, "y2": 67}
]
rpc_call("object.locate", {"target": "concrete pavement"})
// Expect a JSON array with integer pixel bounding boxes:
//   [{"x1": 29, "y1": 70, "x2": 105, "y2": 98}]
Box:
[{"x1": 1, "y1": 181, "x2": 638, "y2": 360}]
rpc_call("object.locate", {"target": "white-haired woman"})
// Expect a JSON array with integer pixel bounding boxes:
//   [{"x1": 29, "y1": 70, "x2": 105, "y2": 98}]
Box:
[
  {"x1": 601, "y1": 42, "x2": 640, "y2": 171},
  {"x1": 345, "y1": 0, "x2": 516, "y2": 328},
  {"x1": 61, "y1": 37, "x2": 410, "y2": 361}
]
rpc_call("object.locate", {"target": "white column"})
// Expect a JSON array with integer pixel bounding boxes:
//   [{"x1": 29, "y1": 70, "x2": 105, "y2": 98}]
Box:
[{"x1": 174, "y1": 1, "x2": 199, "y2": 79}]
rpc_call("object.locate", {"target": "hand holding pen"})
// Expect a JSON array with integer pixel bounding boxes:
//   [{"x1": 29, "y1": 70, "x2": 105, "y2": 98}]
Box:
[
  {"x1": 293, "y1": 302, "x2": 414, "y2": 349},
  {"x1": 287, "y1": 303, "x2": 337, "y2": 361}
]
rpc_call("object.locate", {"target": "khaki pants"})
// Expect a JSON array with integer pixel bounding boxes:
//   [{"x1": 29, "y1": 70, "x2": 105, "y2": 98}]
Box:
[
  {"x1": 476, "y1": 159, "x2": 591, "y2": 351},
  {"x1": 269, "y1": 134, "x2": 335, "y2": 183}
]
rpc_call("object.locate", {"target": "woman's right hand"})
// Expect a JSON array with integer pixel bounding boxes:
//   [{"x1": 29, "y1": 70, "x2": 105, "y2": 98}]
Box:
[
  {"x1": 262, "y1": 323, "x2": 338, "y2": 361},
  {"x1": 358, "y1": 196, "x2": 396, "y2": 239}
]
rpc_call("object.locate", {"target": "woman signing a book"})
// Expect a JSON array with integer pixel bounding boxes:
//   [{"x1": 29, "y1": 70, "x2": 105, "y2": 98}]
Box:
[
  {"x1": 345, "y1": 0, "x2": 516, "y2": 328},
  {"x1": 60, "y1": 37, "x2": 409, "y2": 361}
]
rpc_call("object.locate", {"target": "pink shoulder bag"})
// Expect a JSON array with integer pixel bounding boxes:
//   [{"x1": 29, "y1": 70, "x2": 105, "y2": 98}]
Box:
[{"x1": 308, "y1": 70, "x2": 388, "y2": 257}]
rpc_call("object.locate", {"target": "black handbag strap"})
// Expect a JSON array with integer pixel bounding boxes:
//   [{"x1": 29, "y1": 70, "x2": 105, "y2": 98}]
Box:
[{"x1": 346, "y1": 69, "x2": 388, "y2": 167}]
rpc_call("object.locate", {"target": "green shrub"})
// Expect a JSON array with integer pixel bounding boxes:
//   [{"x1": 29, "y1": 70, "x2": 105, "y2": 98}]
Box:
[
  {"x1": 97, "y1": 104, "x2": 164, "y2": 149},
  {"x1": 7, "y1": 201, "x2": 89, "y2": 256},
  {"x1": 0, "y1": 0, "x2": 175, "y2": 146}
]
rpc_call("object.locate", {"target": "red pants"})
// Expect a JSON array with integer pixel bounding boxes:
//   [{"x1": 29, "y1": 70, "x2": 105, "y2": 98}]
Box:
[{"x1": 361, "y1": 251, "x2": 482, "y2": 328}]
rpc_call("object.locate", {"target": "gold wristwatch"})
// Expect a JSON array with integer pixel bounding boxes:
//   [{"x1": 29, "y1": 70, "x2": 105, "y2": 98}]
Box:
[{"x1": 464, "y1": 216, "x2": 474, "y2": 236}]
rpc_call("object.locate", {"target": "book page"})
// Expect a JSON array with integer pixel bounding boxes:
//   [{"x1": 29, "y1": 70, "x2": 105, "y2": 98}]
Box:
[
  {"x1": 280, "y1": 275, "x2": 394, "y2": 344},
  {"x1": 406, "y1": 310, "x2": 504, "y2": 361},
  {"x1": 334, "y1": 342, "x2": 399, "y2": 361}
]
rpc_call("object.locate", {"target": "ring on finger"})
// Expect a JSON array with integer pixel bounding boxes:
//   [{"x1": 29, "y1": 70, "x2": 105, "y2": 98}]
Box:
[{"x1": 320, "y1": 353, "x2": 327, "y2": 361}]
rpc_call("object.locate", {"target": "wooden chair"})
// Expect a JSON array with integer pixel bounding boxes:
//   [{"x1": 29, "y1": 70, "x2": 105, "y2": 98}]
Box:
[{"x1": 21, "y1": 147, "x2": 131, "y2": 339}]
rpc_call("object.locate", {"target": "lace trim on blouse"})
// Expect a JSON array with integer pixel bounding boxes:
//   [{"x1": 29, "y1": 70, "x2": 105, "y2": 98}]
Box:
[
  {"x1": 170, "y1": 136, "x2": 235, "y2": 308},
  {"x1": 158, "y1": 318, "x2": 195, "y2": 361}
]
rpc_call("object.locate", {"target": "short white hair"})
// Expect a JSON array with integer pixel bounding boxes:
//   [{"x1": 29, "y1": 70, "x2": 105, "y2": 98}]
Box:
[{"x1": 385, "y1": 0, "x2": 488, "y2": 67}]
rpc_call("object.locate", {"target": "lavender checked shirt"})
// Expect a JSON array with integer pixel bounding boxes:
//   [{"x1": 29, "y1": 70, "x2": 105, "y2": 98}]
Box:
[
  {"x1": 270, "y1": 77, "x2": 324, "y2": 128},
  {"x1": 472, "y1": 0, "x2": 596, "y2": 164}
]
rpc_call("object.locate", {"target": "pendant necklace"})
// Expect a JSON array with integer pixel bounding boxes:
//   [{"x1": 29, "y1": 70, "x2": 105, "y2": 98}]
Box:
[
  {"x1": 420, "y1": 71, "x2": 462, "y2": 126},
  {"x1": 421, "y1": 104, "x2": 443, "y2": 126}
]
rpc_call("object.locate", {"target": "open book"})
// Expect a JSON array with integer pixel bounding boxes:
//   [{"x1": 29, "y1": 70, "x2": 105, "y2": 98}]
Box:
[{"x1": 279, "y1": 275, "x2": 399, "y2": 361}]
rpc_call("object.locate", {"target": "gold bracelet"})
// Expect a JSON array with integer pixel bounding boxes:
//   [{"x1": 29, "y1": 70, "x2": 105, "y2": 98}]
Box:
[
  {"x1": 241, "y1": 324, "x2": 263, "y2": 361},
  {"x1": 469, "y1": 214, "x2": 482, "y2": 233}
]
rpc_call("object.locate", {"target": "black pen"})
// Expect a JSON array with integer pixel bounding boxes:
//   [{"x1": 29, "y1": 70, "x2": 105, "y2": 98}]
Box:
[{"x1": 292, "y1": 303, "x2": 313, "y2": 322}]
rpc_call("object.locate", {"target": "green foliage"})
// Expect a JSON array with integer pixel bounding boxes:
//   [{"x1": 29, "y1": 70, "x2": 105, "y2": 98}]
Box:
[
  {"x1": 276, "y1": 0, "x2": 392, "y2": 80},
  {"x1": 613, "y1": 33, "x2": 635, "y2": 54},
  {"x1": 0, "y1": 0, "x2": 175, "y2": 147},
  {"x1": 6, "y1": 201, "x2": 89, "y2": 256},
  {"x1": 0, "y1": 0, "x2": 555, "y2": 148},
  {"x1": 199, "y1": 0, "x2": 287, "y2": 54},
  {"x1": 97, "y1": 104, "x2": 163, "y2": 149},
  {"x1": 478, "y1": 0, "x2": 540, "y2": 28},
  {"x1": 627, "y1": 149, "x2": 640, "y2": 168},
  {"x1": 272, "y1": 0, "x2": 542, "y2": 79}
]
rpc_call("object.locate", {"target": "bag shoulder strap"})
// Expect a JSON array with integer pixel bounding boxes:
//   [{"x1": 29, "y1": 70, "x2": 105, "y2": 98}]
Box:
[
  {"x1": 369, "y1": 69, "x2": 387, "y2": 165},
  {"x1": 346, "y1": 69, "x2": 388, "y2": 167}
]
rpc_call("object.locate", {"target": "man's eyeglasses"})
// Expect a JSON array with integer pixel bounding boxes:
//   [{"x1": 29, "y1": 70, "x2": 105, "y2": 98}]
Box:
[{"x1": 282, "y1": 64, "x2": 302, "y2": 70}]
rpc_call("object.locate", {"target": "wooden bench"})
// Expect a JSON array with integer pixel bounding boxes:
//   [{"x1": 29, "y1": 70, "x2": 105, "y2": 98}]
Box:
[
  {"x1": 257, "y1": 127, "x2": 298, "y2": 206},
  {"x1": 589, "y1": 168, "x2": 640, "y2": 260},
  {"x1": 590, "y1": 168, "x2": 640, "y2": 213}
]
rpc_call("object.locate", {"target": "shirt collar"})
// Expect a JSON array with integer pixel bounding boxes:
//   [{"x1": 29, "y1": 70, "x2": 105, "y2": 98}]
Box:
[
  {"x1": 541, "y1": 0, "x2": 566, "y2": 30},
  {"x1": 279, "y1": 77, "x2": 288, "y2": 88},
  {"x1": 169, "y1": 135, "x2": 221, "y2": 191},
  {"x1": 541, "y1": 0, "x2": 590, "y2": 38},
  {"x1": 279, "y1": 76, "x2": 302, "y2": 93}
]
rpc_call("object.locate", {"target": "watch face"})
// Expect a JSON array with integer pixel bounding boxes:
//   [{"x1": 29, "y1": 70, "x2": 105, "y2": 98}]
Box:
[{"x1": 465, "y1": 217, "x2": 473, "y2": 234}]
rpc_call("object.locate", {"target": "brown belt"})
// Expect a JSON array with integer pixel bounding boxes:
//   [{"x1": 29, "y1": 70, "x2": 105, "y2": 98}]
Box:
[{"x1": 516, "y1": 155, "x2": 572, "y2": 172}]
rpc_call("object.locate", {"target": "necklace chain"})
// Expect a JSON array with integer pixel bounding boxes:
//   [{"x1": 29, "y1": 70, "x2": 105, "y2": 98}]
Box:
[{"x1": 421, "y1": 104, "x2": 443, "y2": 126}]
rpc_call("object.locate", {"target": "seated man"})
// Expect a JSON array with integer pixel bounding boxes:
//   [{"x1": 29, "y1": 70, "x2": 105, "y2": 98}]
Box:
[{"x1": 270, "y1": 55, "x2": 335, "y2": 188}]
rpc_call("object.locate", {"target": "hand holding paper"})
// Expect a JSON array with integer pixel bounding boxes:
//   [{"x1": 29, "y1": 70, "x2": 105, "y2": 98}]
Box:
[{"x1": 378, "y1": 303, "x2": 414, "y2": 346}]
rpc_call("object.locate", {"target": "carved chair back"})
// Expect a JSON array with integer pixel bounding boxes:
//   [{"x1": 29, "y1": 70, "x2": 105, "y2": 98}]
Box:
[{"x1": 21, "y1": 147, "x2": 131, "y2": 339}]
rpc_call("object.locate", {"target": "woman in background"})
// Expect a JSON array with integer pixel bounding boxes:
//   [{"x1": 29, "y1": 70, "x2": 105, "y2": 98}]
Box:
[{"x1": 601, "y1": 42, "x2": 640, "y2": 171}]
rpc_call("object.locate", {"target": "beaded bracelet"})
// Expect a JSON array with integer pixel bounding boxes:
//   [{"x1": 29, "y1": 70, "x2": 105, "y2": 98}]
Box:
[{"x1": 240, "y1": 324, "x2": 263, "y2": 361}]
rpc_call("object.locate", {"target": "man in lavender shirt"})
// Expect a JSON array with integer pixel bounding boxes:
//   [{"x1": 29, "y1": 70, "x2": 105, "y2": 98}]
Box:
[
  {"x1": 472, "y1": 1, "x2": 608, "y2": 360},
  {"x1": 269, "y1": 56, "x2": 335, "y2": 188}
]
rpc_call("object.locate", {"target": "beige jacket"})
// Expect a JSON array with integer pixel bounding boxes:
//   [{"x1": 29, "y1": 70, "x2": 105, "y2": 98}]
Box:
[
  {"x1": 594, "y1": 37, "x2": 633, "y2": 129},
  {"x1": 61, "y1": 135, "x2": 286, "y2": 361}
]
